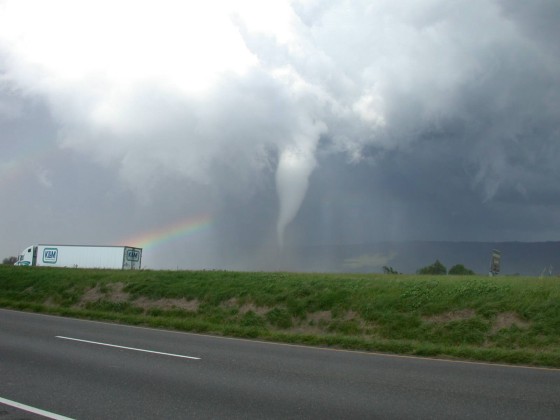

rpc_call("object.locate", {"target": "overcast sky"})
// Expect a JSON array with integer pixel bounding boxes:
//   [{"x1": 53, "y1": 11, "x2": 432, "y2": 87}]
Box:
[{"x1": 1, "y1": 0, "x2": 559, "y2": 270}]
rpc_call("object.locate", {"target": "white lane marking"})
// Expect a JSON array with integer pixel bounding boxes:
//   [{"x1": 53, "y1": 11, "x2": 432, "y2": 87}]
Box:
[
  {"x1": 56, "y1": 336, "x2": 201, "y2": 360},
  {"x1": 0, "y1": 396, "x2": 75, "y2": 420}
]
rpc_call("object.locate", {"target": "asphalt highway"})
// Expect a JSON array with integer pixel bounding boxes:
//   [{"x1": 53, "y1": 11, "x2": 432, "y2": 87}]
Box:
[{"x1": 1, "y1": 308, "x2": 559, "y2": 419}]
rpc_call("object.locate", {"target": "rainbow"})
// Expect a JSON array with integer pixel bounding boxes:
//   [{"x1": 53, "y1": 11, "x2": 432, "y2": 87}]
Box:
[{"x1": 120, "y1": 214, "x2": 213, "y2": 249}]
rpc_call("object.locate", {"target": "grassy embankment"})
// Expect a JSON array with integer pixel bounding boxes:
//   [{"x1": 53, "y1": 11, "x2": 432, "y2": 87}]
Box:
[{"x1": 1, "y1": 265, "x2": 559, "y2": 367}]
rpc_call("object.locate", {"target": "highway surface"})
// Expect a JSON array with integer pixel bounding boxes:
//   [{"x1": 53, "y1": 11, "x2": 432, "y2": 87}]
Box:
[{"x1": 1, "y1": 308, "x2": 559, "y2": 419}]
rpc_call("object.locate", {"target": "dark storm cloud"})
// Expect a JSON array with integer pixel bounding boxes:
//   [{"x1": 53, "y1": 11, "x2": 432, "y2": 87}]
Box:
[{"x1": 499, "y1": 0, "x2": 560, "y2": 57}]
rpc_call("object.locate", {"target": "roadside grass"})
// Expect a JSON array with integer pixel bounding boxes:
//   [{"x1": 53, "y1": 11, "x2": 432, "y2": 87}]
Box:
[{"x1": 1, "y1": 265, "x2": 559, "y2": 367}]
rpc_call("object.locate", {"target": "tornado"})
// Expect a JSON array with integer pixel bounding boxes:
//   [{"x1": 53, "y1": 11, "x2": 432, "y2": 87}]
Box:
[{"x1": 275, "y1": 122, "x2": 325, "y2": 248}]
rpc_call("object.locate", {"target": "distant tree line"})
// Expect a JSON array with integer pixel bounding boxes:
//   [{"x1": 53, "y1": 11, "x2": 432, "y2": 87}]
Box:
[
  {"x1": 417, "y1": 260, "x2": 474, "y2": 275},
  {"x1": 382, "y1": 260, "x2": 475, "y2": 275},
  {"x1": 448, "y1": 263, "x2": 475, "y2": 275},
  {"x1": 2, "y1": 256, "x2": 17, "y2": 265},
  {"x1": 382, "y1": 266, "x2": 401, "y2": 274}
]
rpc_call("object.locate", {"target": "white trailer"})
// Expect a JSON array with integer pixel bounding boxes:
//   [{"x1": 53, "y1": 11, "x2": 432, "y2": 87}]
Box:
[{"x1": 15, "y1": 244, "x2": 142, "y2": 269}]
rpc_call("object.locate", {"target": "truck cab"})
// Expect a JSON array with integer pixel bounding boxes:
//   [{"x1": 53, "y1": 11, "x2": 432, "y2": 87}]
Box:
[{"x1": 14, "y1": 246, "x2": 36, "y2": 266}]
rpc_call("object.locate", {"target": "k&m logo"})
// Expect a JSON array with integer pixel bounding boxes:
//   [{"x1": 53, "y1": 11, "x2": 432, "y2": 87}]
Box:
[
  {"x1": 43, "y1": 248, "x2": 58, "y2": 264},
  {"x1": 126, "y1": 249, "x2": 140, "y2": 261}
]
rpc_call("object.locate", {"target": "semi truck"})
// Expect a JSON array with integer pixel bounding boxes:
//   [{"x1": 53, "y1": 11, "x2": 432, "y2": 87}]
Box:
[{"x1": 15, "y1": 244, "x2": 142, "y2": 269}]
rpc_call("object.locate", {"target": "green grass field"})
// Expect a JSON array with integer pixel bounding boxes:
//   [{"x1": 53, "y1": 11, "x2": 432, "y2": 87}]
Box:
[{"x1": 1, "y1": 265, "x2": 559, "y2": 367}]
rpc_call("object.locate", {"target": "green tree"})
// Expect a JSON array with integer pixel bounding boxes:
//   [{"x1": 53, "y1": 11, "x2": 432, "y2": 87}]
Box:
[
  {"x1": 417, "y1": 259, "x2": 447, "y2": 275},
  {"x1": 382, "y1": 266, "x2": 400, "y2": 274},
  {"x1": 2, "y1": 256, "x2": 17, "y2": 265},
  {"x1": 448, "y1": 264, "x2": 475, "y2": 275}
]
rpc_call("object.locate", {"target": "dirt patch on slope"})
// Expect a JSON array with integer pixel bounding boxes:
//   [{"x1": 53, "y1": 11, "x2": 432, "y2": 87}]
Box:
[
  {"x1": 78, "y1": 283, "x2": 199, "y2": 312},
  {"x1": 220, "y1": 298, "x2": 269, "y2": 315},
  {"x1": 295, "y1": 311, "x2": 332, "y2": 334},
  {"x1": 78, "y1": 282, "x2": 130, "y2": 306},
  {"x1": 238, "y1": 303, "x2": 269, "y2": 315},
  {"x1": 306, "y1": 311, "x2": 332, "y2": 323},
  {"x1": 133, "y1": 297, "x2": 199, "y2": 312},
  {"x1": 343, "y1": 310, "x2": 361, "y2": 321},
  {"x1": 221, "y1": 297, "x2": 239, "y2": 308},
  {"x1": 423, "y1": 309, "x2": 476, "y2": 323},
  {"x1": 491, "y1": 312, "x2": 531, "y2": 334}
]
